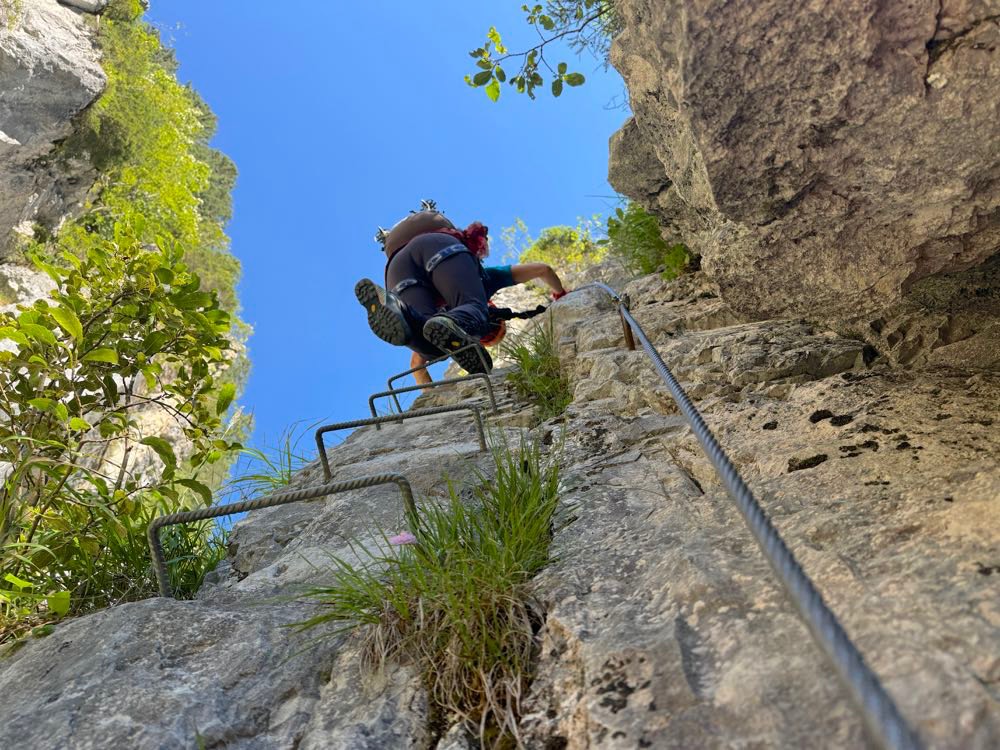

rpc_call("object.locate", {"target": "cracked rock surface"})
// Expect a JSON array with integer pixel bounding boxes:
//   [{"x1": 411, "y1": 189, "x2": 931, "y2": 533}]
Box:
[
  {"x1": 0, "y1": 268, "x2": 997, "y2": 748},
  {"x1": 608, "y1": 0, "x2": 1000, "y2": 324},
  {"x1": 0, "y1": 0, "x2": 105, "y2": 255}
]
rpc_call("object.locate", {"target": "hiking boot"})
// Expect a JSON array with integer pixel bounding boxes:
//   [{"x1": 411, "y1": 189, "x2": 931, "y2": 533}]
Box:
[
  {"x1": 355, "y1": 278, "x2": 411, "y2": 346},
  {"x1": 422, "y1": 315, "x2": 493, "y2": 374}
]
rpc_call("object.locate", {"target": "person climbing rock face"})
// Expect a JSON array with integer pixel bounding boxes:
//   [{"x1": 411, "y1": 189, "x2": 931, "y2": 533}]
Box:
[
  {"x1": 405, "y1": 261, "x2": 567, "y2": 388},
  {"x1": 355, "y1": 200, "x2": 568, "y2": 382}
]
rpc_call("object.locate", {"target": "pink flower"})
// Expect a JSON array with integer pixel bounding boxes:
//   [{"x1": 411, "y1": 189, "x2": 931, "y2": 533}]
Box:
[{"x1": 389, "y1": 531, "x2": 417, "y2": 546}]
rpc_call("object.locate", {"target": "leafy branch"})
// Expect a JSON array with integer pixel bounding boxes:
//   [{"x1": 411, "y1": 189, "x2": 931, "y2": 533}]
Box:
[{"x1": 465, "y1": 1, "x2": 615, "y2": 101}]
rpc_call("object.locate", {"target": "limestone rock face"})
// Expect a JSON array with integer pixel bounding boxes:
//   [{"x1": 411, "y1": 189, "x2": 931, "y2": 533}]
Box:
[
  {"x1": 0, "y1": 0, "x2": 105, "y2": 255},
  {"x1": 0, "y1": 268, "x2": 996, "y2": 748},
  {"x1": 608, "y1": 0, "x2": 1000, "y2": 322}
]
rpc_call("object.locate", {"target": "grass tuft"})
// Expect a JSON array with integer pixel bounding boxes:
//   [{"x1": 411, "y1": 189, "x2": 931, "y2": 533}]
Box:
[
  {"x1": 298, "y1": 434, "x2": 564, "y2": 747},
  {"x1": 501, "y1": 320, "x2": 572, "y2": 423}
]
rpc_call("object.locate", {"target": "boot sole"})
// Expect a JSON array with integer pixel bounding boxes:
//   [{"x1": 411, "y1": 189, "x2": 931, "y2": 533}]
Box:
[
  {"x1": 355, "y1": 279, "x2": 409, "y2": 346},
  {"x1": 423, "y1": 318, "x2": 493, "y2": 374}
]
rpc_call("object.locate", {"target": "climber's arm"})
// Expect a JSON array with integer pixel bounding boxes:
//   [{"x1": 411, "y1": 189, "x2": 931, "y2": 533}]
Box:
[{"x1": 511, "y1": 263, "x2": 566, "y2": 295}]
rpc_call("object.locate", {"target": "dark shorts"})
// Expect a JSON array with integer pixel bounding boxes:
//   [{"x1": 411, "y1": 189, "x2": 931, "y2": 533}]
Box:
[{"x1": 481, "y1": 265, "x2": 515, "y2": 298}]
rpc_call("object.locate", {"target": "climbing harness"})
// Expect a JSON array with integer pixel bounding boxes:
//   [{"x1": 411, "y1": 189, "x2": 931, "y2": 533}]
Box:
[
  {"x1": 489, "y1": 303, "x2": 548, "y2": 322},
  {"x1": 480, "y1": 302, "x2": 549, "y2": 347},
  {"x1": 147, "y1": 475, "x2": 416, "y2": 598},
  {"x1": 578, "y1": 282, "x2": 922, "y2": 750}
]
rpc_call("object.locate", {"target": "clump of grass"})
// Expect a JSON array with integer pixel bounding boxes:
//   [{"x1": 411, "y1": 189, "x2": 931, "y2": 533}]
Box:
[
  {"x1": 502, "y1": 320, "x2": 572, "y2": 422},
  {"x1": 221, "y1": 421, "x2": 313, "y2": 501},
  {"x1": 299, "y1": 435, "x2": 564, "y2": 747}
]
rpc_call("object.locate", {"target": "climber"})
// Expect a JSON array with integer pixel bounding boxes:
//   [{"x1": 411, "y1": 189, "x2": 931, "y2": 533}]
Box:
[
  {"x1": 405, "y1": 262, "x2": 568, "y2": 388},
  {"x1": 354, "y1": 200, "x2": 568, "y2": 381}
]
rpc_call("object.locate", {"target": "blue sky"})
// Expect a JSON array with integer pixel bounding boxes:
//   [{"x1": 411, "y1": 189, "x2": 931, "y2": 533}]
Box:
[{"x1": 145, "y1": 1, "x2": 628, "y2": 453}]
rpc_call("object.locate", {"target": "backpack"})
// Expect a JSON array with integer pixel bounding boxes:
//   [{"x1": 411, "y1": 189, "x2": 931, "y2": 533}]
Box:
[{"x1": 382, "y1": 211, "x2": 456, "y2": 259}]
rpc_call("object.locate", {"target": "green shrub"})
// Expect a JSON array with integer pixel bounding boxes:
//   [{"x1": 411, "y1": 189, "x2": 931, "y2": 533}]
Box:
[
  {"x1": 502, "y1": 320, "x2": 572, "y2": 422},
  {"x1": 299, "y1": 435, "x2": 564, "y2": 746},
  {"x1": 58, "y1": 15, "x2": 241, "y2": 311},
  {"x1": 0, "y1": 220, "x2": 240, "y2": 644},
  {"x1": 0, "y1": 11, "x2": 244, "y2": 643},
  {"x1": 501, "y1": 217, "x2": 606, "y2": 271},
  {"x1": 604, "y1": 201, "x2": 692, "y2": 279}
]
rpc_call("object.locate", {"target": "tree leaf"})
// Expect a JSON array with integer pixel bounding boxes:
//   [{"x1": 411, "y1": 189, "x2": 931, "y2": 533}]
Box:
[
  {"x1": 472, "y1": 70, "x2": 492, "y2": 86},
  {"x1": 28, "y1": 397, "x2": 55, "y2": 412},
  {"x1": 176, "y1": 478, "x2": 213, "y2": 505},
  {"x1": 495, "y1": 66, "x2": 506, "y2": 83},
  {"x1": 3, "y1": 572, "x2": 33, "y2": 590},
  {"x1": 486, "y1": 79, "x2": 501, "y2": 102},
  {"x1": 83, "y1": 348, "x2": 119, "y2": 365},
  {"x1": 141, "y1": 435, "x2": 177, "y2": 472},
  {"x1": 21, "y1": 323, "x2": 57, "y2": 347},
  {"x1": 0, "y1": 326, "x2": 28, "y2": 346},
  {"x1": 69, "y1": 417, "x2": 91, "y2": 431},
  {"x1": 552, "y1": 78, "x2": 563, "y2": 97},
  {"x1": 47, "y1": 590, "x2": 71, "y2": 616},
  {"x1": 173, "y1": 291, "x2": 213, "y2": 310},
  {"x1": 142, "y1": 330, "x2": 171, "y2": 355},
  {"x1": 216, "y1": 382, "x2": 236, "y2": 415},
  {"x1": 50, "y1": 307, "x2": 83, "y2": 341},
  {"x1": 565, "y1": 72, "x2": 586, "y2": 86},
  {"x1": 558, "y1": 62, "x2": 568, "y2": 74}
]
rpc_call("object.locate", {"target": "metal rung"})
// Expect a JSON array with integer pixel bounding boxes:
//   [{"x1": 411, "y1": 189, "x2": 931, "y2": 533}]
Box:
[
  {"x1": 314, "y1": 405, "x2": 486, "y2": 482},
  {"x1": 385, "y1": 343, "x2": 489, "y2": 411},
  {"x1": 368, "y1": 373, "x2": 497, "y2": 429},
  {"x1": 147, "y1": 474, "x2": 416, "y2": 598}
]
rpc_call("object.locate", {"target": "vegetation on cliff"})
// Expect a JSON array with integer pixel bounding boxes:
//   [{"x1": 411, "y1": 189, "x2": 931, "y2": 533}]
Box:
[
  {"x1": 503, "y1": 321, "x2": 573, "y2": 422},
  {"x1": 0, "y1": 9, "x2": 242, "y2": 643},
  {"x1": 465, "y1": 0, "x2": 619, "y2": 101},
  {"x1": 302, "y1": 435, "x2": 564, "y2": 747},
  {"x1": 504, "y1": 201, "x2": 691, "y2": 278}
]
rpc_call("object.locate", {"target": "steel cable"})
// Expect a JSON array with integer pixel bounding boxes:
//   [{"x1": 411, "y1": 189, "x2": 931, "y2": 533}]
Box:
[
  {"x1": 147, "y1": 474, "x2": 416, "y2": 598},
  {"x1": 580, "y1": 282, "x2": 923, "y2": 750}
]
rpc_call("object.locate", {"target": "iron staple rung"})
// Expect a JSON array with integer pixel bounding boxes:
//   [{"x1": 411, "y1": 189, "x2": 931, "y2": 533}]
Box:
[
  {"x1": 580, "y1": 282, "x2": 922, "y2": 750},
  {"x1": 369, "y1": 373, "x2": 497, "y2": 429},
  {"x1": 385, "y1": 343, "x2": 489, "y2": 411},
  {"x1": 147, "y1": 474, "x2": 416, "y2": 598},
  {"x1": 314, "y1": 404, "x2": 486, "y2": 481}
]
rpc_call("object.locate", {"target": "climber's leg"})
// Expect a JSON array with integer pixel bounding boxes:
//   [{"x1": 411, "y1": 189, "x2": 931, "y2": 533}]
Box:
[{"x1": 354, "y1": 278, "x2": 411, "y2": 346}]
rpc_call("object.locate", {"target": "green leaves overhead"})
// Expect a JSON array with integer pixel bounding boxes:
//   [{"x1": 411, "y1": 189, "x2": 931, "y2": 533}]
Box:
[
  {"x1": 486, "y1": 79, "x2": 501, "y2": 102},
  {"x1": 464, "y1": 1, "x2": 609, "y2": 102}
]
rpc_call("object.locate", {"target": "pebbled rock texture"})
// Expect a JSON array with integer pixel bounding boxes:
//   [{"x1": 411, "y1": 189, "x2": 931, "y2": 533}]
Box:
[
  {"x1": 0, "y1": 268, "x2": 997, "y2": 748},
  {"x1": 608, "y1": 0, "x2": 1000, "y2": 323},
  {"x1": 0, "y1": 0, "x2": 105, "y2": 256}
]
